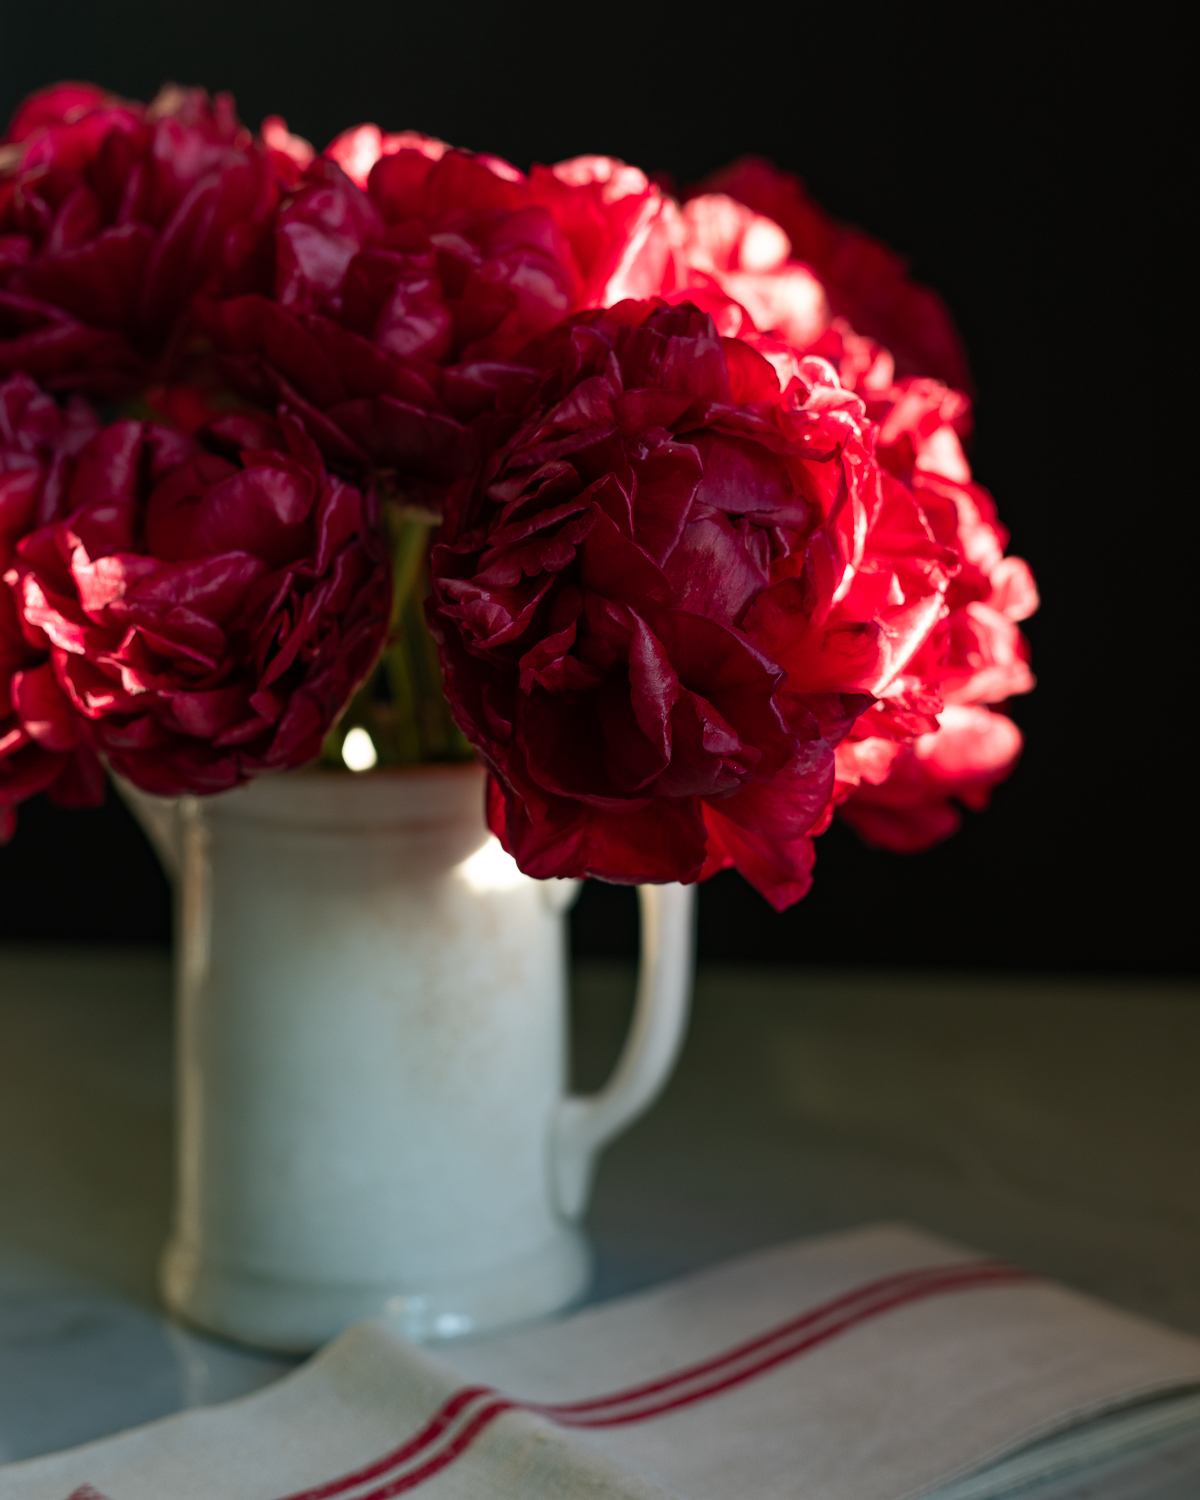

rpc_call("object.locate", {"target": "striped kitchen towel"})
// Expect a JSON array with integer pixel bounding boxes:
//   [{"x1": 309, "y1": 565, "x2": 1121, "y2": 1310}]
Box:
[{"x1": 5, "y1": 1223, "x2": 1200, "y2": 1500}]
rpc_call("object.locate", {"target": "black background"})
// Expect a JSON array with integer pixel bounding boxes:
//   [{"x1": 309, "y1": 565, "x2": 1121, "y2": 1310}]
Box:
[{"x1": 0, "y1": 3, "x2": 1190, "y2": 970}]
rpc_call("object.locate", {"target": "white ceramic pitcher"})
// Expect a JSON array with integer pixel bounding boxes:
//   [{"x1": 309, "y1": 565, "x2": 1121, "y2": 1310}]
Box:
[{"x1": 119, "y1": 762, "x2": 695, "y2": 1353}]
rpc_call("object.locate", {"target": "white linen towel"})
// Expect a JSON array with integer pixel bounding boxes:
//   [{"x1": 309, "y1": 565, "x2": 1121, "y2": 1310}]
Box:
[{"x1": 5, "y1": 1223, "x2": 1200, "y2": 1500}]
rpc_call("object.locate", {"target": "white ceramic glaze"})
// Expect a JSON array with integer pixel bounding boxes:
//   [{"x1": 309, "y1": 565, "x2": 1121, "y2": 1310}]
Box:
[{"x1": 118, "y1": 764, "x2": 694, "y2": 1353}]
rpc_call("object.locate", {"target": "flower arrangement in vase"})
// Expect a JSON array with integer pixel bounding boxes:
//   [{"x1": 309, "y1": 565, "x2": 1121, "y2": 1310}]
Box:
[{"x1": 0, "y1": 84, "x2": 1036, "y2": 1350}]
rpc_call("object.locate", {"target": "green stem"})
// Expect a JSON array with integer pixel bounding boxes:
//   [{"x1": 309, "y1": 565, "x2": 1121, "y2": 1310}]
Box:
[{"x1": 319, "y1": 504, "x2": 474, "y2": 770}]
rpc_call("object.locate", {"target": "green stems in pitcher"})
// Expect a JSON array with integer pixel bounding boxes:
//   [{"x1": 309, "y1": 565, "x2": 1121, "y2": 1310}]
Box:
[{"x1": 321, "y1": 506, "x2": 474, "y2": 770}]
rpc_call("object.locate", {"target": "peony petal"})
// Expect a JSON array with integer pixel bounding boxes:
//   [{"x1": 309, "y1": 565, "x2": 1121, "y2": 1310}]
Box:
[
  {"x1": 702, "y1": 801, "x2": 817, "y2": 911},
  {"x1": 10, "y1": 660, "x2": 81, "y2": 750},
  {"x1": 182, "y1": 462, "x2": 314, "y2": 565}
]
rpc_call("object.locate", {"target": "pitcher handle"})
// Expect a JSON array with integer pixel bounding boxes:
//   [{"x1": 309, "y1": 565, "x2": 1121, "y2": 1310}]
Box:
[{"x1": 551, "y1": 882, "x2": 697, "y2": 1220}]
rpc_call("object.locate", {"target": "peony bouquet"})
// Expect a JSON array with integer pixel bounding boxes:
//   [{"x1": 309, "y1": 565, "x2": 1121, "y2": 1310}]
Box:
[{"x1": 0, "y1": 83, "x2": 1036, "y2": 908}]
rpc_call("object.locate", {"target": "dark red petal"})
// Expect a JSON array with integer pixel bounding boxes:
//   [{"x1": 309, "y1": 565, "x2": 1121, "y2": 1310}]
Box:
[
  {"x1": 10, "y1": 660, "x2": 81, "y2": 750},
  {"x1": 702, "y1": 802, "x2": 817, "y2": 911}
]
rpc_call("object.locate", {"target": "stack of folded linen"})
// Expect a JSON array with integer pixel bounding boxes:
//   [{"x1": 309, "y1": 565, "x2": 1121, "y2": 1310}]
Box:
[{"x1": 6, "y1": 1224, "x2": 1200, "y2": 1500}]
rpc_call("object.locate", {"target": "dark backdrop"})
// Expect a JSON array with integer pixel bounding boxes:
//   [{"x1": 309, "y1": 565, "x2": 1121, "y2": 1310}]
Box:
[{"x1": 0, "y1": 3, "x2": 1189, "y2": 970}]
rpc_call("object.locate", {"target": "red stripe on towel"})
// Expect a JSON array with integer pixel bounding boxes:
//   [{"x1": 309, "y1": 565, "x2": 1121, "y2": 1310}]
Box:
[{"x1": 273, "y1": 1259, "x2": 1034, "y2": 1500}]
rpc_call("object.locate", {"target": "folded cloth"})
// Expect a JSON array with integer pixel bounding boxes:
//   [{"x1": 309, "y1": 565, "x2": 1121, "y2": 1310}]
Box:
[{"x1": 5, "y1": 1224, "x2": 1200, "y2": 1500}]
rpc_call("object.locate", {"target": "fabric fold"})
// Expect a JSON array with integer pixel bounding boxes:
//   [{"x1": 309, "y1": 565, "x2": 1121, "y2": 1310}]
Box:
[{"x1": 7, "y1": 1223, "x2": 1200, "y2": 1500}]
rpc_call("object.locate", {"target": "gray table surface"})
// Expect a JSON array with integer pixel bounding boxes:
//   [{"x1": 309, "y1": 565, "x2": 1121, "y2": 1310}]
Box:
[{"x1": 2, "y1": 948, "x2": 1199, "y2": 1497}]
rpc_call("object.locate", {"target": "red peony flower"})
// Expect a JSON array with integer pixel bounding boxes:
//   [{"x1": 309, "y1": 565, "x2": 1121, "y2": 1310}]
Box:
[
  {"x1": 0, "y1": 372, "x2": 104, "y2": 839},
  {"x1": 662, "y1": 193, "x2": 956, "y2": 412},
  {"x1": 5, "y1": 404, "x2": 390, "y2": 795},
  {"x1": 428, "y1": 301, "x2": 957, "y2": 908},
  {"x1": 1, "y1": 83, "x2": 288, "y2": 396},
  {"x1": 666, "y1": 192, "x2": 831, "y2": 355},
  {"x1": 834, "y1": 375, "x2": 1037, "y2": 849},
  {"x1": 202, "y1": 131, "x2": 567, "y2": 493},
  {"x1": 202, "y1": 134, "x2": 684, "y2": 501},
  {"x1": 690, "y1": 158, "x2": 972, "y2": 393},
  {"x1": 837, "y1": 705, "x2": 1024, "y2": 852}
]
